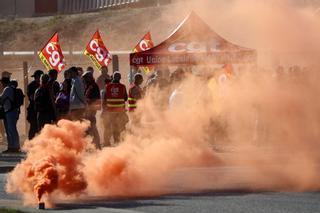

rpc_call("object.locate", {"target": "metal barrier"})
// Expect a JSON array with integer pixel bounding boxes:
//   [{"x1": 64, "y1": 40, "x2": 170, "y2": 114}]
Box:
[
  {"x1": 0, "y1": 0, "x2": 169, "y2": 17},
  {"x1": 59, "y1": 0, "x2": 140, "y2": 14}
]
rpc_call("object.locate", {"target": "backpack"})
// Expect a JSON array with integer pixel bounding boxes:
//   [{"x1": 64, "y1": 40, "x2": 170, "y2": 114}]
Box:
[{"x1": 11, "y1": 87, "x2": 25, "y2": 109}]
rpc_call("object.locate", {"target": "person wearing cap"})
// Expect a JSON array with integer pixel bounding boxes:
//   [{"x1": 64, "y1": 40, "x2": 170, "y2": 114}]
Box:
[
  {"x1": 82, "y1": 71, "x2": 101, "y2": 149},
  {"x1": 27, "y1": 70, "x2": 43, "y2": 139},
  {"x1": 102, "y1": 71, "x2": 128, "y2": 146},
  {"x1": 69, "y1": 67, "x2": 86, "y2": 120},
  {"x1": 1, "y1": 71, "x2": 12, "y2": 79},
  {"x1": 0, "y1": 77, "x2": 20, "y2": 153}
]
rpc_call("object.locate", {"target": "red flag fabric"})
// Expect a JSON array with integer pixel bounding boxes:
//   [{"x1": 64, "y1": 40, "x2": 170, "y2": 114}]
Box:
[
  {"x1": 84, "y1": 30, "x2": 112, "y2": 70},
  {"x1": 133, "y1": 32, "x2": 154, "y2": 53},
  {"x1": 38, "y1": 32, "x2": 66, "y2": 72},
  {"x1": 133, "y1": 32, "x2": 154, "y2": 74}
]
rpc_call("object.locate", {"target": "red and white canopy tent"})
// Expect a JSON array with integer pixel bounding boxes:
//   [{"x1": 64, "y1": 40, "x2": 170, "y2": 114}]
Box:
[{"x1": 130, "y1": 11, "x2": 257, "y2": 67}]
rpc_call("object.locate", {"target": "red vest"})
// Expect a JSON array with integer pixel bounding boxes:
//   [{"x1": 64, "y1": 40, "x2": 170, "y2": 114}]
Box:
[
  {"x1": 105, "y1": 83, "x2": 126, "y2": 112},
  {"x1": 128, "y1": 85, "x2": 142, "y2": 112}
]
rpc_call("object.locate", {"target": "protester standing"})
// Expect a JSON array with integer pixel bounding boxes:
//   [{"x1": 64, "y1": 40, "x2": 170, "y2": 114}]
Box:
[
  {"x1": 77, "y1": 67, "x2": 84, "y2": 77},
  {"x1": 69, "y1": 67, "x2": 86, "y2": 120},
  {"x1": 9, "y1": 79, "x2": 24, "y2": 120},
  {"x1": 34, "y1": 74, "x2": 55, "y2": 131},
  {"x1": 55, "y1": 78, "x2": 72, "y2": 120},
  {"x1": 83, "y1": 71, "x2": 101, "y2": 149},
  {"x1": 103, "y1": 72, "x2": 128, "y2": 146},
  {"x1": 128, "y1": 73, "x2": 144, "y2": 128},
  {"x1": 0, "y1": 71, "x2": 12, "y2": 144},
  {"x1": 0, "y1": 77, "x2": 20, "y2": 153},
  {"x1": 96, "y1": 66, "x2": 111, "y2": 92},
  {"x1": 128, "y1": 73, "x2": 144, "y2": 112},
  {"x1": 86, "y1": 66, "x2": 94, "y2": 76},
  {"x1": 48, "y1": 69, "x2": 60, "y2": 122},
  {"x1": 27, "y1": 70, "x2": 43, "y2": 139}
]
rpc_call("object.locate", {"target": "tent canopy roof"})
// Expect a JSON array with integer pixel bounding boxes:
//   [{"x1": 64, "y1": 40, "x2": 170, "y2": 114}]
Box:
[{"x1": 130, "y1": 11, "x2": 257, "y2": 66}]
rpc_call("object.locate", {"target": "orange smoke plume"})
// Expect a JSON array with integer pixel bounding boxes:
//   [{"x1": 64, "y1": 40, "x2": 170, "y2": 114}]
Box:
[
  {"x1": 30, "y1": 156, "x2": 59, "y2": 201},
  {"x1": 5, "y1": 0, "x2": 320, "y2": 208},
  {"x1": 6, "y1": 120, "x2": 91, "y2": 205}
]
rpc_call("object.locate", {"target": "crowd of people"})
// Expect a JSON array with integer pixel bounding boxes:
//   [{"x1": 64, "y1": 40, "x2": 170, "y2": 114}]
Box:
[
  {"x1": 1, "y1": 63, "x2": 310, "y2": 153},
  {"x1": 0, "y1": 65, "x2": 164, "y2": 153}
]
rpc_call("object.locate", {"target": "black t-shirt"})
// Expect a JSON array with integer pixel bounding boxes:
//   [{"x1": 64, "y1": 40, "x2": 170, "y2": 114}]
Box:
[
  {"x1": 85, "y1": 82, "x2": 101, "y2": 105},
  {"x1": 34, "y1": 86, "x2": 53, "y2": 113},
  {"x1": 27, "y1": 80, "x2": 40, "y2": 102}
]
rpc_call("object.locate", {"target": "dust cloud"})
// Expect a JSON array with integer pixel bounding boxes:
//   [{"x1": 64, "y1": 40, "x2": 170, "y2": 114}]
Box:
[{"x1": 5, "y1": 0, "x2": 320, "y2": 207}]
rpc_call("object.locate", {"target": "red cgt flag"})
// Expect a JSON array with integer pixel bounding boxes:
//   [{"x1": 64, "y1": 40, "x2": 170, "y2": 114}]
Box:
[
  {"x1": 133, "y1": 31, "x2": 154, "y2": 53},
  {"x1": 133, "y1": 32, "x2": 154, "y2": 74},
  {"x1": 38, "y1": 32, "x2": 66, "y2": 72},
  {"x1": 84, "y1": 30, "x2": 112, "y2": 70}
]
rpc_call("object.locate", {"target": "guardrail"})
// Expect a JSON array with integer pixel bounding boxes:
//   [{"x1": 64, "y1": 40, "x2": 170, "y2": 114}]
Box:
[
  {"x1": 59, "y1": 0, "x2": 141, "y2": 14},
  {"x1": 0, "y1": 0, "x2": 168, "y2": 18}
]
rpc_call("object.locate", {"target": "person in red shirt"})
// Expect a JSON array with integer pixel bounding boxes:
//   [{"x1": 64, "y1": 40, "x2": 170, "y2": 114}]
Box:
[
  {"x1": 102, "y1": 72, "x2": 129, "y2": 146},
  {"x1": 128, "y1": 73, "x2": 144, "y2": 112},
  {"x1": 128, "y1": 73, "x2": 144, "y2": 128}
]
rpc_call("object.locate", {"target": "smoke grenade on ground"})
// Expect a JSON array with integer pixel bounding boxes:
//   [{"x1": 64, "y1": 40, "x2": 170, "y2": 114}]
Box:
[{"x1": 6, "y1": 120, "x2": 91, "y2": 205}]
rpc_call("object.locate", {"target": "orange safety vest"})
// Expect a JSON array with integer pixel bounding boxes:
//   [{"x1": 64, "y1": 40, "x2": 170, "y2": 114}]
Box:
[
  {"x1": 128, "y1": 85, "x2": 142, "y2": 112},
  {"x1": 105, "y1": 83, "x2": 126, "y2": 112}
]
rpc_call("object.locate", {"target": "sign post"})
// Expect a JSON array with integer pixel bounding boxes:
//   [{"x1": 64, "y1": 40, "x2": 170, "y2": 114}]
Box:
[{"x1": 23, "y1": 61, "x2": 28, "y2": 136}]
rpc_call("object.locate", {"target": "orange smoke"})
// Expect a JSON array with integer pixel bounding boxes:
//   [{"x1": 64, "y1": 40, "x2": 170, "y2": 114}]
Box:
[
  {"x1": 6, "y1": 120, "x2": 91, "y2": 205},
  {"x1": 5, "y1": 0, "x2": 320, "y2": 208},
  {"x1": 30, "y1": 156, "x2": 59, "y2": 201},
  {"x1": 6, "y1": 69, "x2": 320, "y2": 207},
  {"x1": 6, "y1": 99, "x2": 219, "y2": 206}
]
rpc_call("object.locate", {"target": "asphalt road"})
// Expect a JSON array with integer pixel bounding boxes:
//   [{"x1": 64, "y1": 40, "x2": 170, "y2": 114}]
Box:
[{"x1": 1, "y1": 172, "x2": 320, "y2": 213}]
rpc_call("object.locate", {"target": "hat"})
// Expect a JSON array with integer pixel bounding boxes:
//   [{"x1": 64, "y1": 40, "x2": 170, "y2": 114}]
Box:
[
  {"x1": 1, "y1": 71, "x2": 12, "y2": 78},
  {"x1": 0, "y1": 77, "x2": 10, "y2": 84},
  {"x1": 31, "y1": 70, "x2": 44, "y2": 77}
]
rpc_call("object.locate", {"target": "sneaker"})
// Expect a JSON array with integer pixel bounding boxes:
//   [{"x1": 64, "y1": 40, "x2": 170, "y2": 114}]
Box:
[
  {"x1": 2, "y1": 149, "x2": 14, "y2": 154},
  {"x1": 2, "y1": 148, "x2": 21, "y2": 154}
]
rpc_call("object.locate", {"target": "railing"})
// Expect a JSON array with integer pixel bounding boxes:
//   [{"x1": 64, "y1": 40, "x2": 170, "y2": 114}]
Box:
[
  {"x1": 59, "y1": 0, "x2": 140, "y2": 14},
  {"x1": 0, "y1": 0, "x2": 168, "y2": 17}
]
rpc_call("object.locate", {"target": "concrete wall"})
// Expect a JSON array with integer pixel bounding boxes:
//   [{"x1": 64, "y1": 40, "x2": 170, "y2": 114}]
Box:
[
  {"x1": 0, "y1": 0, "x2": 34, "y2": 17},
  {"x1": 0, "y1": 0, "x2": 171, "y2": 17},
  {"x1": 16, "y1": 0, "x2": 35, "y2": 17},
  {"x1": 0, "y1": 0, "x2": 15, "y2": 17}
]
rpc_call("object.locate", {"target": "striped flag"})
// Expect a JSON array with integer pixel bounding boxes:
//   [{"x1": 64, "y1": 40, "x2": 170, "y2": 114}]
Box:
[
  {"x1": 38, "y1": 32, "x2": 66, "y2": 72},
  {"x1": 84, "y1": 30, "x2": 112, "y2": 70}
]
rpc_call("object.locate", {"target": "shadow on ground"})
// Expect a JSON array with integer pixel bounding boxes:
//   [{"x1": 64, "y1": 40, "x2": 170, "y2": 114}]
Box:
[{"x1": 53, "y1": 190, "x2": 261, "y2": 211}]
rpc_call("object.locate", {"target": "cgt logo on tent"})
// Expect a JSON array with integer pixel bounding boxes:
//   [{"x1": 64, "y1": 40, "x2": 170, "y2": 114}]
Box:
[{"x1": 168, "y1": 41, "x2": 221, "y2": 53}]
